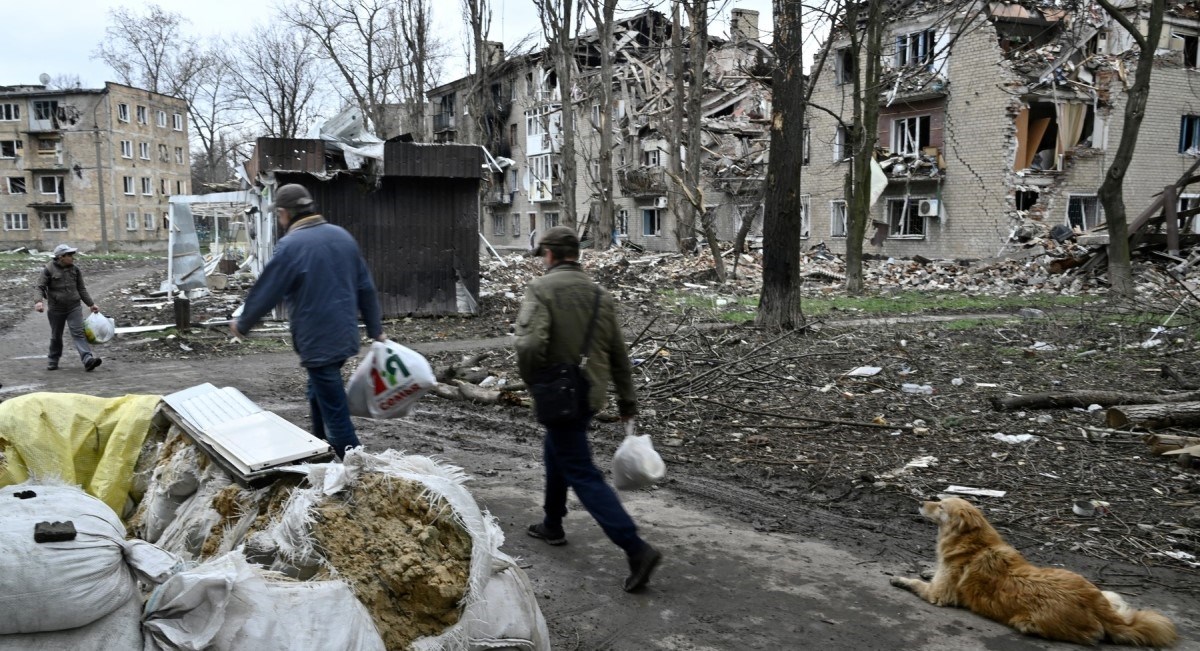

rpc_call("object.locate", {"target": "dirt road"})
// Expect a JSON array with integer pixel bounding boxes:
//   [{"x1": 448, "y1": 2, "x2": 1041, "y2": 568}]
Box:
[{"x1": 2, "y1": 268, "x2": 1196, "y2": 650}]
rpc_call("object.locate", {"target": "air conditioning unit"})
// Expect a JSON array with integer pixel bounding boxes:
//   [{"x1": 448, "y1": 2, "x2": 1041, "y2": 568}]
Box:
[
  {"x1": 918, "y1": 199, "x2": 940, "y2": 217},
  {"x1": 654, "y1": 196, "x2": 668, "y2": 209}
]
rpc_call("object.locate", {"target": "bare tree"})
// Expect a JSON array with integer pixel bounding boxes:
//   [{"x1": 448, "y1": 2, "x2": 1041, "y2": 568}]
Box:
[
  {"x1": 287, "y1": 0, "x2": 407, "y2": 136},
  {"x1": 47, "y1": 74, "x2": 83, "y2": 90},
  {"x1": 757, "y1": 0, "x2": 807, "y2": 328},
  {"x1": 535, "y1": 0, "x2": 584, "y2": 228},
  {"x1": 225, "y1": 25, "x2": 323, "y2": 139},
  {"x1": 583, "y1": 0, "x2": 619, "y2": 248},
  {"x1": 395, "y1": 0, "x2": 440, "y2": 140},
  {"x1": 460, "y1": 0, "x2": 493, "y2": 144},
  {"x1": 93, "y1": 4, "x2": 208, "y2": 98},
  {"x1": 1096, "y1": 0, "x2": 1166, "y2": 296},
  {"x1": 842, "y1": 0, "x2": 887, "y2": 294},
  {"x1": 185, "y1": 61, "x2": 246, "y2": 189}
]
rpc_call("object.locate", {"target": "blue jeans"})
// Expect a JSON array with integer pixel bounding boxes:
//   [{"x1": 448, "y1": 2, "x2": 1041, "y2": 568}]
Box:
[
  {"x1": 542, "y1": 415, "x2": 645, "y2": 555},
  {"x1": 47, "y1": 306, "x2": 93, "y2": 366},
  {"x1": 306, "y1": 362, "x2": 360, "y2": 458}
]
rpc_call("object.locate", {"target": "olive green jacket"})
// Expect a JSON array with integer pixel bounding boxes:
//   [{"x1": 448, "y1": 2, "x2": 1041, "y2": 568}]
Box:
[{"x1": 515, "y1": 263, "x2": 637, "y2": 417}]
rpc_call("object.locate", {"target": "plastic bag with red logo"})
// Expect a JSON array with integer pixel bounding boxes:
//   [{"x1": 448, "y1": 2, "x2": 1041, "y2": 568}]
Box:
[{"x1": 346, "y1": 341, "x2": 437, "y2": 419}]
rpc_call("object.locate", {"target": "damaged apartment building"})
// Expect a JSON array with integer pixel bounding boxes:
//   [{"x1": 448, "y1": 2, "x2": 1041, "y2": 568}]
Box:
[
  {"x1": 802, "y1": 0, "x2": 1200, "y2": 259},
  {"x1": 427, "y1": 8, "x2": 773, "y2": 252},
  {"x1": 0, "y1": 82, "x2": 190, "y2": 252}
]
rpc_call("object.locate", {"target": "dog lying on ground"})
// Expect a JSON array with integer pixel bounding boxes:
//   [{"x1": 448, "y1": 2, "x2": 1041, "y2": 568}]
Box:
[{"x1": 890, "y1": 497, "x2": 1177, "y2": 647}]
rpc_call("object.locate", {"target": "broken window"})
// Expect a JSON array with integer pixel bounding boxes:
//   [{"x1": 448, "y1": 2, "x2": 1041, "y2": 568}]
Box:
[
  {"x1": 0, "y1": 104, "x2": 19, "y2": 121},
  {"x1": 543, "y1": 212, "x2": 559, "y2": 229},
  {"x1": 1173, "y1": 32, "x2": 1199, "y2": 67},
  {"x1": 1015, "y1": 190, "x2": 1040, "y2": 211},
  {"x1": 36, "y1": 138, "x2": 57, "y2": 154},
  {"x1": 175, "y1": 147, "x2": 184, "y2": 164},
  {"x1": 835, "y1": 47, "x2": 855, "y2": 85},
  {"x1": 4, "y1": 213, "x2": 29, "y2": 230},
  {"x1": 123, "y1": 176, "x2": 134, "y2": 195},
  {"x1": 7, "y1": 177, "x2": 26, "y2": 194},
  {"x1": 492, "y1": 213, "x2": 506, "y2": 236},
  {"x1": 1067, "y1": 194, "x2": 1102, "y2": 231},
  {"x1": 512, "y1": 213, "x2": 521, "y2": 236},
  {"x1": 33, "y1": 101, "x2": 58, "y2": 121},
  {"x1": 158, "y1": 144, "x2": 169, "y2": 161},
  {"x1": 121, "y1": 140, "x2": 132, "y2": 158},
  {"x1": 644, "y1": 149, "x2": 662, "y2": 167},
  {"x1": 0, "y1": 140, "x2": 23, "y2": 158},
  {"x1": 834, "y1": 126, "x2": 849, "y2": 161},
  {"x1": 618, "y1": 209, "x2": 629, "y2": 235},
  {"x1": 39, "y1": 176, "x2": 62, "y2": 197},
  {"x1": 800, "y1": 194, "x2": 811, "y2": 239},
  {"x1": 895, "y1": 30, "x2": 936, "y2": 68},
  {"x1": 136, "y1": 106, "x2": 148, "y2": 124},
  {"x1": 126, "y1": 212, "x2": 138, "y2": 231},
  {"x1": 642, "y1": 208, "x2": 662, "y2": 236},
  {"x1": 734, "y1": 204, "x2": 764, "y2": 238},
  {"x1": 1014, "y1": 102, "x2": 1091, "y2": 170},
  {"x1": 41, "y1": 212, "x2": 68, "y2": 231},
  {"x1": 802, "y1": 125, "x2": 811, "y2": 166},
  {"x1": 1179, "y1": 194, "x2": 1200, "y2": 233},
  {"x1": 887, "y1": 197, "x2": 926, "y2": 238},
  {"x1": 1180, "y1": 115, "x2": 1200, "y2": 154},
  {"x1": 892, "y1": 116, "x2": 931, "y2": 156},
  {"x1": 118, "y1": 104, "x2": 130, "y2": 122},
  {"x1": 831, "y1": 200, "x2": 848, "y2": 237}
]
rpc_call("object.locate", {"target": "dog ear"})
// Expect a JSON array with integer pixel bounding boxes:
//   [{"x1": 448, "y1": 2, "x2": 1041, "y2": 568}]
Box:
[{"x1": 944, "y1": 498, "x2": 987, "y2": 534}]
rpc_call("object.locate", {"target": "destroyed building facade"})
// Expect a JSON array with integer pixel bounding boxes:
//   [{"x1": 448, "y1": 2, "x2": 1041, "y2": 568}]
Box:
[
  {"x1": 801, "y1": 0, "x2": 1200, "y2": 259},
  {"x1": 427, "y1": 8, "x2": 772, "y2": 252},
  {"x1": 0, "y1": 82, "x2": 190, "y2": 252}
]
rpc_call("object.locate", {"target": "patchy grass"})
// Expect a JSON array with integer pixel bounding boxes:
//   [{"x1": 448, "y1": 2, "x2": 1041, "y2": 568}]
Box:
[
  {"x1": 800, "y1": 292, "x2": 1097, "y2": 317},
  {"x1": 941, "y1": 317, "x2": 998, "y2": 330}
]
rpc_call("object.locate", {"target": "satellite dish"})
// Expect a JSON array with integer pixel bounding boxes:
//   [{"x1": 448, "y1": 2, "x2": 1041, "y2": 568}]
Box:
[{"x1": 38, "y1": 73, "x2": 51, "y2": 86}]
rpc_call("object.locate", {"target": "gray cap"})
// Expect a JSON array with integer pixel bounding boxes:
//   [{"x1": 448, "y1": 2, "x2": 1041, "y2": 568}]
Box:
[
  {"x1": 52, "y1": 244, "x2": 78, "y2": 257},
  {"x1": 535, "y1": 226, "x2": 580, "y2": 256},
  {"x1": 273, "y1": 184, "x2": 314, "y2": 213}
]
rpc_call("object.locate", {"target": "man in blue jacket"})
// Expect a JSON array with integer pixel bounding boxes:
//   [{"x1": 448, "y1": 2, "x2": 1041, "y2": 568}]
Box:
[{"x1": 232, "y1": 184, "x2": 385, "y2": 458}]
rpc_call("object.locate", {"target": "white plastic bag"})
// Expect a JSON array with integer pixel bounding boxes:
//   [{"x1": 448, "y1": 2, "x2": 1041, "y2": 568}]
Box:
[
  {"x1": 611, "y1": 422, "x2": 666, "y2": 490},
  {"x1": 83, "y1": 312, "x2": 116, "y2": 344},
  {"x1": 346, "y1": 340, "x2": 437, "y2": 419}
]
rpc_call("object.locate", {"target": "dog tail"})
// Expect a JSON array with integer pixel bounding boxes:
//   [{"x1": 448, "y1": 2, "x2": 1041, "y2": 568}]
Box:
[{"x1": 1101, "y1": 602, "x2": 1178, "y2": 648}]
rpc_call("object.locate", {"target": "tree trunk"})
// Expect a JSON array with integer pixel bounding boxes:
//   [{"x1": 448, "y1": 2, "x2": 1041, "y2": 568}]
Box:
[
  {"x1": 685, "y1": 1, "x2": 722, "y2": 281},
  {"x1": 844, "y1": 0, "x2": 885, "y2": 295},
  {"x1": 1096, "y1": 0, "x2": 1164, "y2": 297},
  {"x1": 992, "y1": 390, "x2": 1200, "y2": 411},
  {"x1": 1107, "y1": 401, "x2": 1200, "y2": 429},
  {"x1": 669, "y1": 3, "x2": 694, "y2": 253},
  {"x1": 756, "y1": 0, "x2": 804, "y2": 328},
  {"x1": 593, "y1": 0, "x2": 617, "y2": 248}
]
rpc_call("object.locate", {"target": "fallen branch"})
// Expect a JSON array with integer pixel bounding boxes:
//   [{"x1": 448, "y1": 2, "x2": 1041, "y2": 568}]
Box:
[
  {"x1": 697, "y1": 397, "x2": 913, "y2": 431},
  {"x1": 1107, "y1": 401, "x2": 1200, "y2": 429},
  {"x1": 991, "y1": 390, "x2": 1200, "y2": 411}
]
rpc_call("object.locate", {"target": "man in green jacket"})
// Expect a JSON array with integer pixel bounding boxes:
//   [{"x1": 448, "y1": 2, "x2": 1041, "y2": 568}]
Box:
[
  {"x1": 515, "y1": 226, "x2": 662, "y2": 592},
  {"x1": 34, "y1": 244, "x2": 101, "y2": 372}
]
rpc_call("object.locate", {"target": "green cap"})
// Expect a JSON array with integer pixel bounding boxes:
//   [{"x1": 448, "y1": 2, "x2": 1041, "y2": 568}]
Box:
[{"x1": 536, "y1": 226, "x2": 579, "y2": 255}]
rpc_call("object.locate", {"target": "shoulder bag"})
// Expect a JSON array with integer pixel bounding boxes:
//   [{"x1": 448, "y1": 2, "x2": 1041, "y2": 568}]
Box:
[{"x1": 529, "y1": 287, "x2": 602, "y2": 426}]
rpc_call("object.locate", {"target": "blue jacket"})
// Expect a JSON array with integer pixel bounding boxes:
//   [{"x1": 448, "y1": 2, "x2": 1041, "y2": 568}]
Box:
[{"x1": 237, "y1": 216, "x2": 383, "y2": 367}]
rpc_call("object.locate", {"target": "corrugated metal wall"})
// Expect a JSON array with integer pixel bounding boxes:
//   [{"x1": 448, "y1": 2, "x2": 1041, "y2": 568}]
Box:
[{"x1": 277, "y1": 172, "x2": 481, "y2": 317}]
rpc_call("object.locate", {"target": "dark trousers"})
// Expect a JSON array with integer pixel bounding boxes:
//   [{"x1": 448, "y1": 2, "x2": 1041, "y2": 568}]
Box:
[
  {"x1": 306, "y1": 361, "x2": 360, "y2": 458},
  {"x1": 542, "y1": 415, "x2": 645, "y2": 555},
  {"x1": 47, "y1": 306, "x2": 93, "y2": 365}
]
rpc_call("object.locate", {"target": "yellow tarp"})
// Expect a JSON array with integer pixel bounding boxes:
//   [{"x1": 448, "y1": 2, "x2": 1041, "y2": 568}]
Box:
[{"x1": 0, "y1": 392, "x2": 161, "y2": 514}]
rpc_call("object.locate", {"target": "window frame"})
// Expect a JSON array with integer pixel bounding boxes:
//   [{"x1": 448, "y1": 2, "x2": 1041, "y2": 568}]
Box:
[
  {"x1": 126, "y1": 211, "x2": 139, "y2": 231},
  {"x1": 800, "y1": 194, "x2": 812, "y2": 239},
  {"x1": 136, "y1": 105, "x2": 148, "y2": 124},
  {"x1": 492, "y1": 213, "x2": 506, "y2": 236},
  {"x1": 173, "y1": 113, "x2": 184, "y2": 130},
  {"x1": 1066, "y1": 193, "x2": 1103, "y2": 231},
  {"x1": 139, "y1": 142, "x2": 150, "y2": 160},
  {"x1": 38, "y1": 175, "x2": 62, "y2": 196},
  {"x1": 4, "y1": 212, "x2": 29, "y2": 231},
  {"x1": 41, "y1": 212, "x2": 68, "y2": 231},
  {"x1": 618, "y1": 208, "x2": 629, "y2": 235},
  {"x1": 887, "y1": 196, "x2": 928, "y2": 239},
  {"x1": 511, "y1": 213, "x2": 521, "y2": 236},
  {"x1": 157, "y1": 110, "x2": 168, "y2": 127},
  {"x1": 893, "y1": 115, "x2": 932, "y2": 156},
  {"x1": 123, "y1": 176, "x2": 135, "y2": 196},
  {"x1": 895, "y1": 30, "x2": 937, "y2": 68},
  {"x1": 6, "y1": 177, "x2": 27, "y2": 194},
  {"x1": 144, "y1": 212, "x2": 155, "y2": 230},
  {"x1": 121, "y1": 140, "x2": 133, "y2": 158},
  {"x1": 32, "y1": 100, "x2": 58, "y2": 121},
  {"x1": 0, "y1": 140, "x2": 22, "y2": 158},
  {"x1": 834, "y1": 126, "x2": 849, "y2": 162},
  {"x1": 831, "y1": 200, "x2": 849, "y2": 238},
  {"x1": 1180, "y1": 114, "x2": 1200, "y2": 154},
  {"x1": 141, "y1": 177, "x2": 152, "y2": 196},
  {"x1": 118, "y1": 104, "x2": 130, "y2": 122},
  {"x1": 543, "y1": 212, "x2": 560, "y2": 230},
  {"x1": 642, "y1": 208, "x2": 662, "y2": 236},
  {"x1": 175, "y1": 146, "x2": 184, "y2": 164},
  {"x1": 835, "y1": 47, "x2": 855, "y2": 85},
  {"x1": 0, "y1": 103, "x2": 19, "y2": 121}
]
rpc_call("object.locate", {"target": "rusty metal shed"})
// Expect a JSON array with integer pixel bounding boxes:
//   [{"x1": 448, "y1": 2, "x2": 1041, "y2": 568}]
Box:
[{"x1": 251, "y1": 139, "x2": 484, "y2": 317}]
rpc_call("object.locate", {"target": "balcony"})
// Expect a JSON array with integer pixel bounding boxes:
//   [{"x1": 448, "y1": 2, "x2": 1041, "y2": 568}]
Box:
[
  {"x1": 618, "y1": 166, "x2": 668, "y2": 197},
  {"x1": 485, "y1": 191, "x2": 513, "y2": 206},
  {"x1": 433, "y1": 112, "x2": 456, "y2": 132}
]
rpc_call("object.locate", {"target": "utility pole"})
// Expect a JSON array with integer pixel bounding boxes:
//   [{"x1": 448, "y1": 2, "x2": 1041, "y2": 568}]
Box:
[{"x1": 92, "y1": 96, "x2": 109, "y2": 253}]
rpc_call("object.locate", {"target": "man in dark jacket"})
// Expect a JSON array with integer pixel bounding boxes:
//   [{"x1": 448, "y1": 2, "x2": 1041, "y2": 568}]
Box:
[
  {"x1": 515, "y1": 226, "x2": 662, "y2": 592},
  {"x1": 232, "y1": 184, "x2": 385, "y2": 458},
  {"x1": 35, "y1": 243, "x2": 101, "y2": 371}
]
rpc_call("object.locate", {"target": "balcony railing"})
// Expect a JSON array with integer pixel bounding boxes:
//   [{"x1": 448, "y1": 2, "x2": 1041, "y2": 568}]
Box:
[
  {"x1": 617, "y1": 166, "x2": 668, "y2": 197},
  {"x1": 432, "y1": 113, "x2": 456, "y2": 132}
]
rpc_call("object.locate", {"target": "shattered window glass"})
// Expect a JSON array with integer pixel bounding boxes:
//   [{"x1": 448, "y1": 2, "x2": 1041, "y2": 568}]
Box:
[
  {"x1": 32, "y1": 101, "x2": 58, "y2": 121},
  {"x1": 893, "y1": 116, "x2": 931, "y2": 156},
  {"x1": 7, "y1": 177, "x2": 26, "y2": 194},
  {"x1": 642, "y1": 208, "x2": 661, "y2": 236},
  {"x1": 831, "y1": 200, "x2": 848, "y2": 238},
  {"x1": 1067, "y1": 195, "x2": 1102, "y2": 231},
  {"x1": 0, "y1": 104, "x2": 19, "y2": 121},
  {"x1": 888, "y1": 198, "x2": 925, "y2": 238},
  {"x1": 800, "y1": 195, "x2": 811, "y2": 239},
  {"x1": 1179, "y1": 115, "x2": 1200, "y2": 154}
]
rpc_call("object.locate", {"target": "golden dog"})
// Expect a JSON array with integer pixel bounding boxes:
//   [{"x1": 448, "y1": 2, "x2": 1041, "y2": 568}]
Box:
[{"x1": 891, "y1": 497, "x2": 1177, "y2": 647}]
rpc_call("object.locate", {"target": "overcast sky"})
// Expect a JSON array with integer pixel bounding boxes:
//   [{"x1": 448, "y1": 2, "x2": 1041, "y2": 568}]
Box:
[{"x1": 0, "y1": 0, "x2": 774, "y2": 90}]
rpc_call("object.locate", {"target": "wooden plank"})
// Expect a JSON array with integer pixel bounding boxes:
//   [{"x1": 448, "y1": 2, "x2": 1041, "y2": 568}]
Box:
[{"x1": 1165, "y1": 184, "x2": 1180, "y2": 256}]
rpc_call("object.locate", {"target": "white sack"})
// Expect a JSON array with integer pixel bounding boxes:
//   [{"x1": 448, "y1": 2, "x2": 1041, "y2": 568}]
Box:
[
  {"x1": 346, "y1": 340, "x2": 437, "y2": 419},
  {"x1": 142, "y1": 552, "x2": 385, "y2": 651},
  {"x1": 611, "y1": 424, "x2": 667, "y2": 490},
  {"x1": 0, "y1": 592, "x2": 143, "y2": 651},
  {"x1": 0, "y1": 484, "x2": 178, "y2": 634}
]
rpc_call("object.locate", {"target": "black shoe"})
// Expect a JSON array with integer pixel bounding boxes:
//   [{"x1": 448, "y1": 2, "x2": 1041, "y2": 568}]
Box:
[
  {"x1": 623, "y1": 544, "x2": 662, "y2": 593},
  {"x1": 47, "y1": 362, "x2": 58, "y2": 371},
  {"x1": 84, "y1": 357, "x2": 102, "y2": 372},
  {"x1": 527, "y1": 523, "x2": 567, "y2": 546}
]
